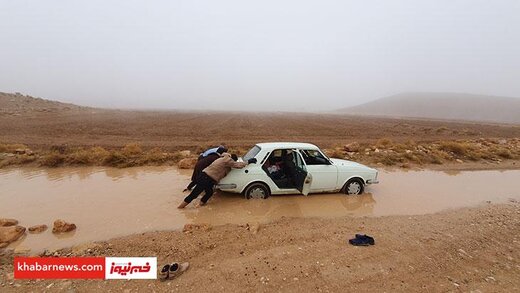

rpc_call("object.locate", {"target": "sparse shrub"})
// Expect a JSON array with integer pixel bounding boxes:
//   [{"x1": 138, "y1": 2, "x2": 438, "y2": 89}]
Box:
[
  {"x1": 0, "y1": 143, "x2": 28, "y2": 153},
  {"x1": 390, "y1": 143, "x2": 408, "y2": 153},
  {"x1": 465, "y1": 150, "x2": 482, "y2": 161},
  {"x1": 89, "y1": 146, "x2": 110, "y2": 163},
  {"x1": 40, "y1": 153, "x2": 65, "y2": 167},
  {"x1": 376, "y1": 138, "x2": 392, "y2": 148},
  {"x1": 140, "y1": 148, "x2": 169, "y2": 164},
  {"x1": 428, "y1": 155, "x2": 443, "y2": 164},
  {"x1": 379, "y1": 155, "x2": 397, "y2": 166},
  {"x1": 325, "y1": 148, "x2": 344, "y2": 159},
  {"x1": 478, "y1": 152, "x2": 496, "y2": 160},
  {"x1": 50, "y1": 145, "x2": 68, "y2": 154},
  {"x1": 103, "y1": 151, "x2": 129, "y2": 167},
  {"x1": 122, "y1": 143, "x2": 143, "y2": 156},
  {"x1": 497, "y1": 150, "x2": 513, "y2": 159},
  {"x1": 66, "y1": 149, "x2": 93, "y2": 165},
  {"x1": 435, "y1": 127, "x2": 449, "y2": 133},
  {"x1": 439, "y1": 141, "x2": 470, "y2": 156},
  {"x1": 170, "y1": 151, "x2": 185, "y2": 162}
]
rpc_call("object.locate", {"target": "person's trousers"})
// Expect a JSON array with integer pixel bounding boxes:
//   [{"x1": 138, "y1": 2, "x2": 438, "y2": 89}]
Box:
[
  {"x1": 186, "y1": 181, "x2": 197, "y2": 190},
  {"x1": 183, "y1": 172, "x2": 216, "y2": 204}
]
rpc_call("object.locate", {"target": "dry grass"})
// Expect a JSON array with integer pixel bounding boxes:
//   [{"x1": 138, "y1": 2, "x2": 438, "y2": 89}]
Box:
[
  {"x1": 439, "y1": 141, "x2": 473, "y2": 156},
  {"x1": 1, "y1": 138, "x2": 519, "y2": 169},
  {"x1": 327, "y1": 139, "x2": 519, "y2": 168},
  {"x1": 0, "y1": 143, "x2": 189, "y2": 168}
]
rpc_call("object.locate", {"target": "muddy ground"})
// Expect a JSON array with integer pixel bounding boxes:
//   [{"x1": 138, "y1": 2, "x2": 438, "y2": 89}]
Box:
[
  {"x1": 1, "y1": 105, "x2": 520, "y2": 151},
  {"x1": 1, "y1": 203, "x2": 519, "y2": 292},
  {"x1": 1, "y1": 108, "x2": 520, "y2": 170}
]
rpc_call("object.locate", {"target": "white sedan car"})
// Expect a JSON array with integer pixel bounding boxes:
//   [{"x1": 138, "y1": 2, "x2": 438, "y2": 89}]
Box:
[{"x1": 217, "y1": 142, "x2": 379, "y2": 199}]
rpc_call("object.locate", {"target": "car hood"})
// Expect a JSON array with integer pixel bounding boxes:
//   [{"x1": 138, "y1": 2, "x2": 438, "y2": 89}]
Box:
[{"x1": 330, "y1": 158, "x2": 375, "y2": 171}]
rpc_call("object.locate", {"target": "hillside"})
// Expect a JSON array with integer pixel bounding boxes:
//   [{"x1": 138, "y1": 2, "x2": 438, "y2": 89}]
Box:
[
  {"x1": 338, "y1": 92, "x2": 520, "y2": 124},
  {"x1": 0, "y1": 92, "x2": 89, "y2": 115}
]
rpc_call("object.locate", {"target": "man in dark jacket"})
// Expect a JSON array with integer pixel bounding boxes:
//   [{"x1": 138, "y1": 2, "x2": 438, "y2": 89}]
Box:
[
  {"x1": 178, "y1": 153, "x2": 248, "y2": 209},
  {"x1": 183, "y1": 146, "x2": 227, "y2": 191}
]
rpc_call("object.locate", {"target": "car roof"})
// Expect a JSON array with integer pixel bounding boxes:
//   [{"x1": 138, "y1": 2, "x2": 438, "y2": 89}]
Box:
[{"x1": 255, "y1": 142, "x2": 320, "y2": 150}]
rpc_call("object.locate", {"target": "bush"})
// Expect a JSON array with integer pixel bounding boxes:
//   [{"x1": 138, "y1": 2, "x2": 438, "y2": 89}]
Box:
[
  {"x1": 376, "y1": 138, "x2": 392, "y2": 148},
  {"x1": 379, "y1": 155, "x2": 398, "y2": 166},
  {"x1": 0, "y1": 143, "x2": 28, "y2": 153},
  {"x1": 439, "y1": 141, "x2": 470, "y2": 156},
  {"x1": 497, "y1": 150, "x2": 512, "y2": 159},
  {"x1": 122, "y1": 143, "x2": 143, "y2": 156},
  {"x1": 66, "y1": 149, "x2": 93, "y2": 165},
  {"x1": 140, "y1": 148, "x2": 169, "y2": 164},
  {"x1": 103, "y1": 152, "x2": 129, "y2": 167},
  {"x1": 89, "y1": 146, "x2": 110, "y2": 163},
  {"x1": 325, "y1": 148, "x2": 344, "y2": 159},
  {"x1": 40, "y1": 153, "x2": 65, "y2": 167}
]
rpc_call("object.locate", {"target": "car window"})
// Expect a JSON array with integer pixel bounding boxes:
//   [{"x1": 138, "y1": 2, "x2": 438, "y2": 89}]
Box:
[
  {"x1": 300, "y1": 149, "x2": 331, "y2": 165},
  {"x1": 292, "y1": 150, "x2": 307, "y2": 171},
  {"x1": 243, "y1": 145, "x2": 261, "y2": 162}
]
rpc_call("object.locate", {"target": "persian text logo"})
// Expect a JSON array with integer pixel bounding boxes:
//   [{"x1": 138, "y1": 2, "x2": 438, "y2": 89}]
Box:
[{"x1": 105, "y1": 257, "x2": 157, "y2": 279}]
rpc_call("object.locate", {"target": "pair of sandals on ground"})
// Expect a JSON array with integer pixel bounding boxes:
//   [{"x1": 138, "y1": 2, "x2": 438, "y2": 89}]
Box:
[{"x1": 159, "y1": 262, "x2": 190, "y2": 280}]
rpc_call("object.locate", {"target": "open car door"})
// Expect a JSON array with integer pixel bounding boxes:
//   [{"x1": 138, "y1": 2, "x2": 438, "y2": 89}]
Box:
[{"x1": 292, "y1": 150, "x2": 313, "y2": 195}]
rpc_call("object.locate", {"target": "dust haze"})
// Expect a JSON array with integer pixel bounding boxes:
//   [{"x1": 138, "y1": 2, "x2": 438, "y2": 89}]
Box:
[{"x1": 1, "y1": 0, "x2": 520, "y2": 112}]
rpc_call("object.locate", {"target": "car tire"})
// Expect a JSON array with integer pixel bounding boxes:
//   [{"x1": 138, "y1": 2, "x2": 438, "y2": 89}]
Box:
[
  {"x1": 244, "y1": 182, "x2": 270, "y2": 199},
  {"x1": 343, "y1": 178, "x2": 364, "y2": 195}
]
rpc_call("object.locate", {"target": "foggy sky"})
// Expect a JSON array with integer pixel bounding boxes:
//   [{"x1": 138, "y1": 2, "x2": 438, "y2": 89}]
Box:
[{"x1": 1, "y1": 0, "x2": 519, "y2": 111}]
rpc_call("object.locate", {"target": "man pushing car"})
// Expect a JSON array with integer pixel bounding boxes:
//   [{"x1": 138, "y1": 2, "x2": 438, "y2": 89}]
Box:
[{"x1": 178, "y1": 153, "x2": 255, "y2": 208}]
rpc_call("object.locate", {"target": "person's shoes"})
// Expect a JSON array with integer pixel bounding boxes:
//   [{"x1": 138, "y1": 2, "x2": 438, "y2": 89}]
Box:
[
  {"x1": 159, "y1": 264, "x2": 170, "y2": 280},
  {"x1": 183, "y1": 188, "x2": 189, "y2": 192},
  {"x1": 168, "y1": 262, "x2": 189, "y2": 279},
  {"x1": 159, "y1": 262, "x2": 190, "y2": 280},
  {"x1": 195, "y1": 201, "x2": 206, "y2": 208},
  {"x1": 349, "y1": 234, "x2": 375, "y2": 246},
  {"x1": 177, "y1": 201, "x2": 189, "y2": 209}
]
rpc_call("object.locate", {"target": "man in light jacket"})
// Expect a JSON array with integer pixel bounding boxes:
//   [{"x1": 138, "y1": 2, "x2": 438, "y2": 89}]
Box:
[
  {"x1": 178, "y1": 153, "x2": 249, "y2": 208},
  {"x1": 184, "y1": 146, "x2": 227, "y2": 191}
]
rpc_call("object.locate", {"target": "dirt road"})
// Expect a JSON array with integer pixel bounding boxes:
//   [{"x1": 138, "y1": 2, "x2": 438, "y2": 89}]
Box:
[{"x1": 1, "y1": 203, "x2": 519, "y2": 292}]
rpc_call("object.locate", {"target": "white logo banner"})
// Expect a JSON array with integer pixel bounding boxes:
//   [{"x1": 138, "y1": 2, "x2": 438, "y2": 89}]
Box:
[{"x1": 105, "y1": 257, "x2": 157, "y2": 279}]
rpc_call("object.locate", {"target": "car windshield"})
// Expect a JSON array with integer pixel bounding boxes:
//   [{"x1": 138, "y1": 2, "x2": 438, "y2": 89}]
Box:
[
  {"x1": 300, "y1": 149, "x2": 331, "y2": 165},
  {"x1": 243, "y1": 145, "x2": 261, "y2": 162}
]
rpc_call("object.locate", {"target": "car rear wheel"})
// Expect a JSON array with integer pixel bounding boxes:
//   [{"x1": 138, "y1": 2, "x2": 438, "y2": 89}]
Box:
[
  {"x1": 344, "y1": 178, "x2": 364, "y2": 195},
  {"x1": 244, "y1": 182, "x2": 270, "y2": 199}
]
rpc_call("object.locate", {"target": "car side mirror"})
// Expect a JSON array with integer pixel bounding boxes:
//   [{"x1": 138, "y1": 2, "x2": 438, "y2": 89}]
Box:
[{"x1": 247, "y1": 158, "x2": 257, "y2": 164}]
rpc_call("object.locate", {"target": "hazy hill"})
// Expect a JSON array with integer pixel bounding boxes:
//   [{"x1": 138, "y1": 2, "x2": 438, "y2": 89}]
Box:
[
  {"x1": 0, "y1": 92, "x2": 88, "y2": 115},
  {"x1": 338, "y1": 92, "x2": 520, "y2": 124}
]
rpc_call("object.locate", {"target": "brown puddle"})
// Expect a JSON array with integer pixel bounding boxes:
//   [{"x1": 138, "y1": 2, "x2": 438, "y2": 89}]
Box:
[{"x1": 1, "y1": 166, "x2": 519, "y2": 253}]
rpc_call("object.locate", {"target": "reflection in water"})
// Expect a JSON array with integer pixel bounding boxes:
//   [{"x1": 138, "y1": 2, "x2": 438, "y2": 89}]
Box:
[
  {"x1": 0, "y1": 166, "x2": 519, "y2": 253},
  {"x1": 442, "y1": 170, "x2": 462, "y2": 176},
  {"x1": 180, "y1": 192, "x2": 376, "y2": 225}
]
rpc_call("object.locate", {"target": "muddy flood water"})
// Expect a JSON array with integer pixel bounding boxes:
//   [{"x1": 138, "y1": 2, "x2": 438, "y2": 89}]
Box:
[{"x1": 1, "y1": 166, "x2": 519, "y2": 253}]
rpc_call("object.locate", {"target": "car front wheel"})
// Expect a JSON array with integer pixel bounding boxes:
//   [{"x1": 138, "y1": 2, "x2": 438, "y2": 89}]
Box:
[
  {"x1": 344, "y1": 178, "x2": 364, "y2": 195},
  {"x1": 244, "y1": 183, "x2": 270, "y2": 199}
]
